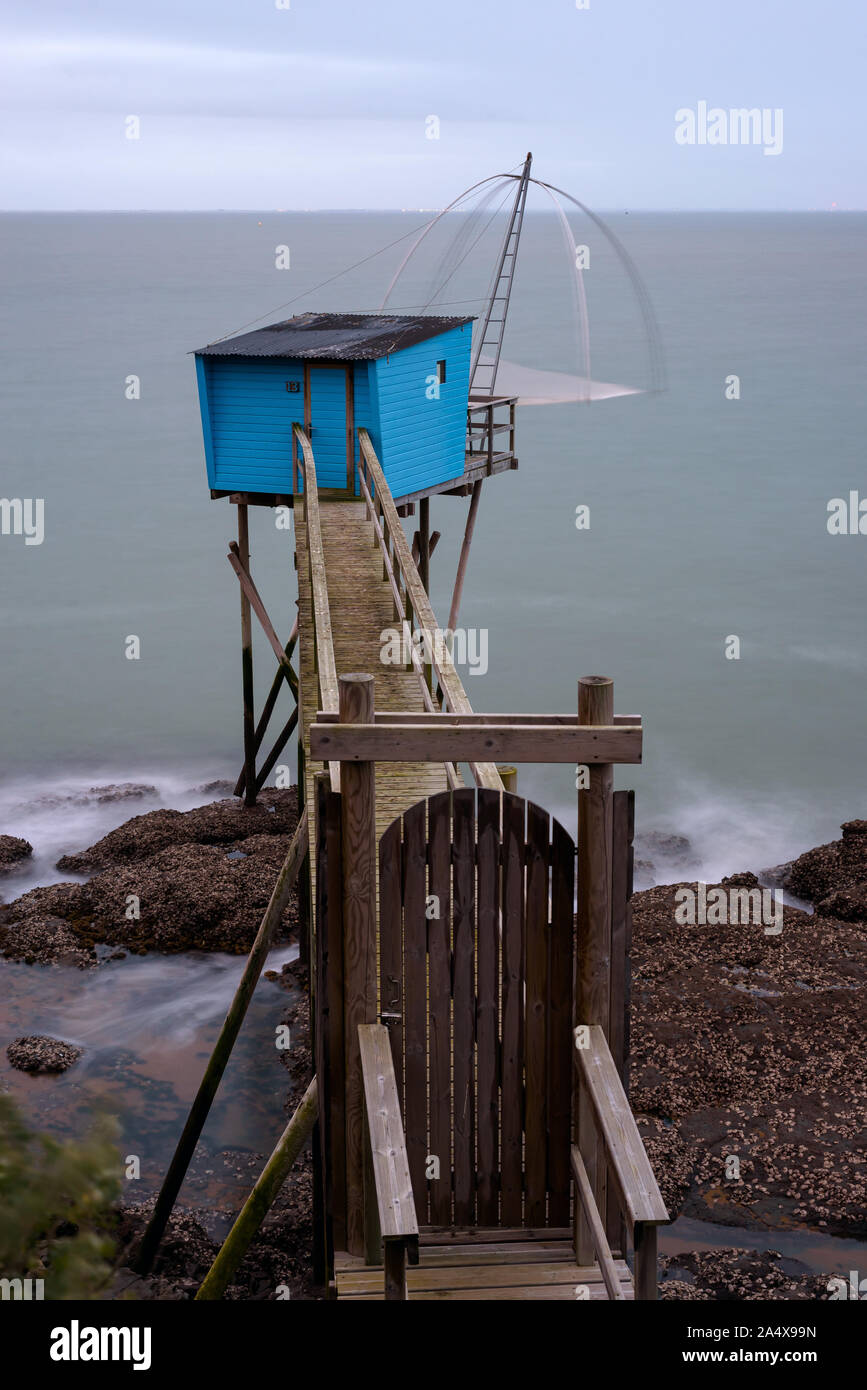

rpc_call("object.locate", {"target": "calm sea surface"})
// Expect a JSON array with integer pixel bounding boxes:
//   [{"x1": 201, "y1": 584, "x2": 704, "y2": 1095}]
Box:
[{"x1": 1, "y1": 211, "x2": 865, "y2": 883}]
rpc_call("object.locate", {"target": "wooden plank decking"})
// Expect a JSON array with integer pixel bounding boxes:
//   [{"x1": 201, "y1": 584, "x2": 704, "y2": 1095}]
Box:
[
  {"x1": 296, "y1": 498, "x2": 457, "y2": 914},
  {"x1": 335, "y1": 1231, "x2": 634, "y2": 1301}
]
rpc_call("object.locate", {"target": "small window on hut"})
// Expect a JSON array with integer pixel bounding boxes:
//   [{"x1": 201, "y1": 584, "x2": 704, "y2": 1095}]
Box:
[{"x1": 437, "y1": 360, "x2": 446, "y2": 384}]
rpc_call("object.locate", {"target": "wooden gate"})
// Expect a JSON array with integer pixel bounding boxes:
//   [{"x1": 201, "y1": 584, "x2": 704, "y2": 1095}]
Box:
[
  {"x1": 379, "y1": 788, "x2": 576, "y2": 1228},
  {"x1": 314, "y1": 776, "x2": 636, "y2": 1278}
]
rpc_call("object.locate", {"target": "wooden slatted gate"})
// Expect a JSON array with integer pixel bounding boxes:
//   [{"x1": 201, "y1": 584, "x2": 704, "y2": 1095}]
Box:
[
  {"x1": 314, "y1": 779, "x2": 635, "y2": 1278},
  {"x1": 381, "y1": 788, "x2": 575, "y2": 1228}
]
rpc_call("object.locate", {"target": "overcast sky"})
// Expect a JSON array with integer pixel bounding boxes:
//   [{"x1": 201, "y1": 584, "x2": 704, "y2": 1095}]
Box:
[{"x1": 0, "y1": 0, "x2": 863, "y2": 210}]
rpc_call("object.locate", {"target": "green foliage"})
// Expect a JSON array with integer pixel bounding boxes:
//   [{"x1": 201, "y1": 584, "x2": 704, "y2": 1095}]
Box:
[{"x1": 0, "y1": 1093, "x2": 121, "y2": 1299}]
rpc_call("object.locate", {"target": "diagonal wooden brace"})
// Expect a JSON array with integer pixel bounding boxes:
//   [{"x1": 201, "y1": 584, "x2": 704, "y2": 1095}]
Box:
[{"x1": 228, "y1": 542, "x2": 299, "y2": 701}]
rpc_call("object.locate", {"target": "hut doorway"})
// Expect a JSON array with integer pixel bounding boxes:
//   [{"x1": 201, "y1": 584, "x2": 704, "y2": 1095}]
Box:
[{"x1": 304, "y1": 363, "x2": 355, "y2": 495}]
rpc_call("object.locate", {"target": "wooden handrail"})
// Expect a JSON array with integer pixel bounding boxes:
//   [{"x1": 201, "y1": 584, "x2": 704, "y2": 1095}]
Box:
[
  {"x1": 358, "y1": 1023, "x2": 419, "y2": 1300},
  {"x1": 573, "y1": 1024, "x2": 668, "y2": 1301},
  {"x1": 570, "y1": 1146, "x2": 625, "y2": 1300},
  {"x1": 354, "y1": 454, "x2": 459, "y2": 790},
  {"x1": 356, "y1": 429, "x2": 502, "y2": 793},
  {"x1": 293, "y1": 424, "x2": 340, "y2": 793}
]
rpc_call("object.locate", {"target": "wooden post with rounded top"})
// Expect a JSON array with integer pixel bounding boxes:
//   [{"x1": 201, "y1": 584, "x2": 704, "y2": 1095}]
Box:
[
  {"x1": 575, "y1": 676, "x2": 614, "y2": 1264},
  {"x1": 339, "y1": 673, "x2": 377, "y2": 1257}
]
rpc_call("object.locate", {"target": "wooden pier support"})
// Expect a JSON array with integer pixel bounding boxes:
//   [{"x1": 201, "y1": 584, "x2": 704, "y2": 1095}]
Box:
[
  {"x1": 448, "y1": 480, "x2": 482, "y2": 632},
  {"x1": 195, "y1": 1076, "x2": 318, "y2": 1300},
  {"x1": 575, "y1": 675, "x2": 614, "y2": 1265},
  {"x1": 234, "y1": 617, "x2": 298, "y2": 799},
  {"x1": 418, "y1": 497, "x2": 430, "y2": 594},
  {"x1": 237, "y1": 504, "x2": 257, "y2": 806},
  {"x1": 338, "y1": 674, "x2": 378, "y2": 1257},
  {"x1": 134, "y1": 810, "x2": 308, "y2": 1274}
]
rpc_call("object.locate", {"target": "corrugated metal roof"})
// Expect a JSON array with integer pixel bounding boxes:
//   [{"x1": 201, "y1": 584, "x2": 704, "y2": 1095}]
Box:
[{"x1": 196, "y1": 312, "x2": 474, "y2": 361}]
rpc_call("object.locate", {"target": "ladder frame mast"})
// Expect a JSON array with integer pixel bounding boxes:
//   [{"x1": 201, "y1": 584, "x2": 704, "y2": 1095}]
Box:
[{"x1": 469, "y1": 151, "x2": 532, "y2": 397}]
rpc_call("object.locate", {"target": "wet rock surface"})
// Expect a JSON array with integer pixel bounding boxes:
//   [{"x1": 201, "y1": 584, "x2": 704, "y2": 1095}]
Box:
[
  {"x1": 0, "y1": 835, "x2": 33, "y2": 875},
  {"x1": 55, "y1": 788, "x2": 296, "y2": 873},
  {"x1": 660, "y1": 1248, "x2": 828, "y2": 1300},
  {"x1": 0, "y1": 913, "x2": 96, "y2": 968},
  {"x1": 7, "y1": 1034, "x2": 82, "y2": 1074},
  {"x1": 631, "y1": 824, "x2": 867, "y2": 1246},
  {"x1": 0, "y1": 789, "x2": 300, "y2": 957},
  {"x1": 114, "y1": 1154, "x2": 315, "y2": 1301},
  {"x1": 785, "y1": 818, "x2": 867, "y2": 911}
]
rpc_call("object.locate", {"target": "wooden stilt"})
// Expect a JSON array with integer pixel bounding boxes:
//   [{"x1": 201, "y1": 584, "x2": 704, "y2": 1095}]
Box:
[
  {"x1": 235, "y1": 617, "x2": 299, "y2": 798},
  {"x1": 237, "y1": 505, "x2": 256, "y2": 806},
  {"x1": 575, "y1": 676, "x2": 614, "y2": 1265},
  {"x1": 339, "y1": 673, "x2": 377, "y2": 1258},
  {"x1": 448, "y1": 480, "x2": 483, "y2": 632},
  {"x1": 253, "y1": 707, "x2": 299, "y2": 796},
  {"x1": 134, "y1": 810, "x2": 309, "y2": 1274},
  {"x1": 411, "y1": 528, "x2": 440, "y2": 570},
  {"x1": 418, "y1": 497, "x2": 430, "y2": 594},
  {"x1": 195, "y1": 1076, "x2": 318, "y2": 1300}
]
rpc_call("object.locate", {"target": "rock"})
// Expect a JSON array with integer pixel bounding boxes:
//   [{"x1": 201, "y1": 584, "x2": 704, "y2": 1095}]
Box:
[
  {"x1": 637, "y1": 1116, "x2": 695, "y2": 1217},
  {"x1": 816, "y1": 889, "x2": 867, "y2": 923},
  {"x1": 7, "y1": 1035, "x2": 82, "y2": 1074},
  {"x1": 56, "y1": 789, "x2": 296, "y2": 874},
  {"x1": 87, "y1": 783, "x2": 158, "y2": 804},
  {"x1": 2, "y1": 790, "x2": 301, "y2": 958},
  {"x1": 0, "y1": 835, "x2": 33, "y2": 875},
  {"x1": 0, "y1": 913, "x2": 95, "y2": 967},
  {"x1": 785, "y1": 819, "x2": 867, "y2": 909},
  {"x1": 634, "y1": 831, "x2": 699, "y2": 882},
  {"x1": 721, "y1": 871, "x2": 760, "y2": 889},
  {"x1": 629, "y1": 876, "x2": 867, "y2": 1238},
  {"x1": 192, "y1": 780, "x2": 235, "y2": 798},
  {"x1": 660, "y1": 1249, "x2": 827, "y2": 1300},
  {"x1": 67, "y1": 834, "x2": 297, "y2": 953}
]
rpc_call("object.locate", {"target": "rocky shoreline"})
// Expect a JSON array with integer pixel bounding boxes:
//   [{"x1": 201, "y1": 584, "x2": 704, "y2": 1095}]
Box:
[
  {"x1": 1, "y1": 790, "x2": 864, "y2": 1299},
  {"x1": 0, "y1": 788, "x2": 299, "y2": 962}
]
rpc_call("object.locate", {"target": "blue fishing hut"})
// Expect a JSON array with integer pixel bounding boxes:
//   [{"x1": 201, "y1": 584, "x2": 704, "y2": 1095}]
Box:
[{"x1": 195, "y1": 312, "x2": 477, "y2": 503}]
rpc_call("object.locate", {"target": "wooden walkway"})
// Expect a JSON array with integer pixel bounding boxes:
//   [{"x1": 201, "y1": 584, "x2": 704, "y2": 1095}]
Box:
[
  {"x1": 335, "y1": 1231, "x2": 634, "y2": 1301},
  {"x1": 296, "y1": 497, "x2": 457, "y2": 909}
]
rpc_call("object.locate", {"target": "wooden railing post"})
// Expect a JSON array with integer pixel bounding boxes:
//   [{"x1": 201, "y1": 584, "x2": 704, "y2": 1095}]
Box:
[
  {"x1": 339, "y1": 673, "x2": 377, "y2": 1257},
  {"x1": 575, "y1": 675, "x2": 614, "y2": 1263},
  {"x1": 634, "y1": 1222, "x2": 659, "y2": 1301}
]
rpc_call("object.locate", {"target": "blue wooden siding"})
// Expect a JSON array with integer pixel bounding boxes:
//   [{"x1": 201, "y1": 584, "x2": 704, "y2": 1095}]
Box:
[
  {"x1": 372, "y1": 325, "x2": 471, "y2": 495},
  {"x1": 202, "y1": 358, "x2": 302, "y2": 494},
  {"x1": 197, "y1": 322, "x2": 470, "y2": 498}
]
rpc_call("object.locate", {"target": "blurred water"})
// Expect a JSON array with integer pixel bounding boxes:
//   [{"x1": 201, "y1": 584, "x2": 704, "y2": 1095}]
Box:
[
  {"x1": 1, "y1": 210, "x2": 865, "y2": 880},
  {"x1": 0, "y1": 946, "x2": 299, "y2": 1203}
]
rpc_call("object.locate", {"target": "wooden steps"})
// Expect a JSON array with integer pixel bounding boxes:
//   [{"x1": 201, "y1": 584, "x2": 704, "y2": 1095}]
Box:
[{"x1": 334, "y1": 1231, "x2": 634, "y2": 1301}]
